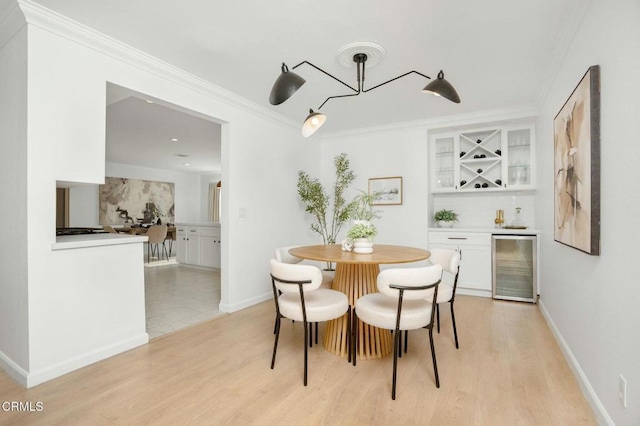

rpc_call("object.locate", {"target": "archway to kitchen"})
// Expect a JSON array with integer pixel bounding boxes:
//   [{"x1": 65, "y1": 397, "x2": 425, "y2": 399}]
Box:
[{"x1": 105, "y1": 82, "x2": 225, "y2": 339}]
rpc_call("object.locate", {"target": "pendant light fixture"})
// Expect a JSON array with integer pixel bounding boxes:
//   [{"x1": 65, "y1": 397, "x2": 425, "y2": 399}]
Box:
[
  {"x1": 301, "y1": 109, "x2": 327, "y2": 137},
  {"x1": 269, "y1": 42, "x2": 460, "y2": 137}
]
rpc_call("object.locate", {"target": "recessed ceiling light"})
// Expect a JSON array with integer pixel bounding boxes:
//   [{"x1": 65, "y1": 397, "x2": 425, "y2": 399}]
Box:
[
  {"x1": 145, "y1": 99, "x2": 154, "y2": 104},
  {"x1": 183, "y1": 163, "x2": 190, "y2": 166},
  {"x1": 171, "y1": 138, "x2": 178, "y2": 142}
]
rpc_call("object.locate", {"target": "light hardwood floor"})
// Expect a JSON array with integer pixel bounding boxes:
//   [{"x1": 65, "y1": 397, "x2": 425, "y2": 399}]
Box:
[{"x1": 0, "y1": 296, "x2": 596, "y2": 425}]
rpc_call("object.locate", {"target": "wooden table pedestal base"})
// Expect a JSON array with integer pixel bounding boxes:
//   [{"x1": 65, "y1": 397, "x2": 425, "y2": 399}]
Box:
[{"x1": 323, "y1": 262, "x2": 392, "y2": 359}]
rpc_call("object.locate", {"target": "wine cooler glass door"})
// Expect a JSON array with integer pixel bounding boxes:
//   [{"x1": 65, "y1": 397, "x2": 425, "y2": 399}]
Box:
[{"x1": 492, "y1": 235, "x2": 537, "y2": 303}]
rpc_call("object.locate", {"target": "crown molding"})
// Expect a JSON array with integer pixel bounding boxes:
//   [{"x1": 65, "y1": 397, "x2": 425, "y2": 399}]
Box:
[
  {"x1": 0, "y1": 1, "x2": 26, "y2": 50},
  {"x1": 16, "y1": 0, "x2": 299, "y2": 131},
  {"x1": 321, "y1": 105, "x2": 539, "y2": 140}
]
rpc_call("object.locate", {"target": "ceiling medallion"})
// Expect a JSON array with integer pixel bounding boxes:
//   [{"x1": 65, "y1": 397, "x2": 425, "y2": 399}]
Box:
[{"x1": 337, "y1": 42, "x2": 385, "y2": 68}]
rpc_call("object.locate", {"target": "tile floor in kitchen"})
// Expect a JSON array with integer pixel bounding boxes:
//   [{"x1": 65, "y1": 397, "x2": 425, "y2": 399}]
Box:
[{"x1": 144, "y1": 260, "x2": 222, "y2": 339}]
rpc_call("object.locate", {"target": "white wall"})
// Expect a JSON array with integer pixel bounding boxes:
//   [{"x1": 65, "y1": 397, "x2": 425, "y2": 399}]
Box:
[
  {"x1": 320, "y1": 126, "x2": 430, "y2": 256},
  {"x1": 536, "y1": 0, "x2": 640, "y2": 423},
  {"x1": 0, "y1": 19, "x2": 30, "y2": 380},
  {"x1": 0, "y1": 1, "x2": 316, "y2": 387}
]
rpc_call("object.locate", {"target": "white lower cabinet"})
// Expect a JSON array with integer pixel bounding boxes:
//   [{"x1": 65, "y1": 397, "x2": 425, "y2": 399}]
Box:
[
  {"x1": 199, "y1": 228, "x2": 221, "y2": 269},
  {"x1": 428, "y1": 231, "x2": 492, "y2": 297},
  {"x1": 176, "y1": 224, "x2": 221, "y2": 269}
]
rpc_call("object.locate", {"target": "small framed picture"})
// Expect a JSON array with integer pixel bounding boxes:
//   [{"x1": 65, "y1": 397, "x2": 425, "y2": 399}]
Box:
[{"x1": 369, "y1": 176, "x2": 403, "y2": 205}]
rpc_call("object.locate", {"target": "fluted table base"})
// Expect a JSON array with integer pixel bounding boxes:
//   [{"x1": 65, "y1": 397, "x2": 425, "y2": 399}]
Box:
[{"x1": 323, "y1": 262, "x2": 392, "y2": 359}]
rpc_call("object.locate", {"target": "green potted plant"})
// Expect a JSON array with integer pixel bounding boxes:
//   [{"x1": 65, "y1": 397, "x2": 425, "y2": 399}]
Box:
[
  {"x1": 346, "y1": 221, "x2": 378, "y2": 240},
  {"x1": 349, "y1": 190, "x2": 381, "y2": 222},
  {"x1": 345, "y1": 191, "x2": 381, "y2": 254},
  {"x1": 434, "y1": 209, "x2": 458, "y2": 227},
  {"x1": 346, "y1": 221, "x2": 377, "y2": 254},
  {"x1": 297, "y1": 153, "x2": 356, "y2": 267}
]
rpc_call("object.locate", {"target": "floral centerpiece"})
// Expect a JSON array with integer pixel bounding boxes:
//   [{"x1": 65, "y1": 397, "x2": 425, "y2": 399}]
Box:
[{"x1": 345, "y1": 191, "x2": 381, "y2": 254}]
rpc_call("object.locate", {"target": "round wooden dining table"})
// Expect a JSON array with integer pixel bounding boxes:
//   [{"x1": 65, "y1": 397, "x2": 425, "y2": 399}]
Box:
[{"x1": 289, "y1": 244, "x2": 430, "y2": 360}]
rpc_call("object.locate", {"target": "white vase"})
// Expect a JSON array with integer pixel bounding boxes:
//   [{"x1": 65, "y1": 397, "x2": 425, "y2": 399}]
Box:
[
  {"x1": 437, "y1": 220, "x2": 454, "y2": 228},
  {"x1": 353, "y1": 238, "x2": 374, "y2": 254}
]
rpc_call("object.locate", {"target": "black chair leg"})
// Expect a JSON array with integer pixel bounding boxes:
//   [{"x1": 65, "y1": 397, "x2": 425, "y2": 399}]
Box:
[
  {"x1": 308, "y1": 323, "x2": 313, "y2": 348},
  {"x1": 428, "y1": 328, "x2": 440, "y2": 388},
  {"x1": 404, "y1": 330, "x2": 408, "y2": 354},
  {"x1": 450, "y1": 301, "x2": 459, "y2": 349},
  {"x1": 392, "y1": 326, "x2": 400, "y2": 400},
  {"x1": 436, "y1": 304, "x2": 441, "y2": 333},
  {"x1": 398, "y1": 329, "x2": 402, "y2": 358},
  {"x1": 347, "y1": 306, "x2": 351, "y2": 363},
  {"x1": 162, "y1": 242, "x2": 169, "y2": 261},
  {"x1": 271, "y1": 316, "x2": 281, "y2": 369},
  {"x1": 315, "y1": 322, "x2": 319, "y2": 345},
  {"x1": 303, "y1": 320, "x2": 309, "y2": 386},
  {"x1": 352, "y1": 308, "x2": 357, "y2": 367}
]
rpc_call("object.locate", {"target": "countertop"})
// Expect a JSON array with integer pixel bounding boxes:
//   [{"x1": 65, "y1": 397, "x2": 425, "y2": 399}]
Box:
[
  {"x1": 175, "y1": 222, "x2": 221, "y2": 227},
  {"x1": 428, "y1": 227, "x2": 540, "y2": 235},
  {"x1": 52, "y1": 233, "x2": 148, "y2": 250}
]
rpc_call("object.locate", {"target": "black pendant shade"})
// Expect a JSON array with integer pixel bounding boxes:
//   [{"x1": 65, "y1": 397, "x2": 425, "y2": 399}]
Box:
[
  {"x1": 423, "y1": 70, "x2": 461, "y2": 104},
  {"x1": 269, "y1": 63, "x2": 306, "y2": 105}
]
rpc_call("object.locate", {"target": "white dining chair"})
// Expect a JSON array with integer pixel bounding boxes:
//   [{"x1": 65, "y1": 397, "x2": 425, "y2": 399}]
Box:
[
  {"x1": 354, "y1": 264, "x2": 442, "y2": 400},
  {"x1": 429, "y1": 248, "x2": 462, "y2": 348},
  {"x1": 269, "y1": 259, "x2": 350, "y2": 386},
  {"x1": 274, "y1": 246, "x2": 334, "y2": 346}
]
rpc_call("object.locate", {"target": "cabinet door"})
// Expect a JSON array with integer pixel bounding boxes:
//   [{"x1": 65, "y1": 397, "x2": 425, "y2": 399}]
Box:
[
  {"x1": 186, "y1": 234, "x2": 200, "y2": 265},
  {"x1": 457, "y1": 245, "x2": 492, "y2": 292},
  {"x1": 503, "y1": 124, "x2": 535, "y2": 190},
  {"x1": 429, "y1": 231, "x2": 492, "y2": 296},
  {"x1": 430, "y1": 133, "x2": 458, "y2": 192},
  {"x1": 176, "y1": 232, "x2": 187, "y2": 264},
  {"x1": 200, "y1": 236, "x2": 218, "y2": 268}
]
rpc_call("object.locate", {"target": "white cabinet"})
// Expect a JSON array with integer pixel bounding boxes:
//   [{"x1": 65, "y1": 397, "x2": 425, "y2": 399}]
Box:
[
  {"x1": 428, "y1": 231, "x2": 492, "y2": 297},
  {"x1": 199, "y1": 227, "x2": 221, "y2": 269},
  {"x1": 430, "y1": 123, "x2": 535, "y2": 192},
  {"x1": 176, "y1": 224, "x2": 221, "y2": 269}
]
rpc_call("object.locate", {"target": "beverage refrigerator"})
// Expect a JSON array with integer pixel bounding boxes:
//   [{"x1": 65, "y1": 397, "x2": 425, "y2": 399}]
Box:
[{"x1": 492, "y1": 235, "x2": 537, "y2": 303}]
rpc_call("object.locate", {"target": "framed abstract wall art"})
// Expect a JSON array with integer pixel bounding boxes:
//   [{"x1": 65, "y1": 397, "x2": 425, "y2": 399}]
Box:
[{"x1": 553, "y1": 65, "x2": 600, "y2": 255}]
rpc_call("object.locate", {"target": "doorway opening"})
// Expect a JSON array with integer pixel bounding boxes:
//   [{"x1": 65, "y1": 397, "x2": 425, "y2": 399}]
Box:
[{"x1": 105, "y1": 82, "x2": 224, "y2": 339}]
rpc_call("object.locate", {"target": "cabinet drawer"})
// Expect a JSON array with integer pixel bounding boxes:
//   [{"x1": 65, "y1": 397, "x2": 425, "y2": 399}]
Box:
[
  {"x1": 428, "y1": 231, "x2": 491, "y2": 246},
  {"x1": 197, "y1": 226, "x2": 220, "y2": 237}
]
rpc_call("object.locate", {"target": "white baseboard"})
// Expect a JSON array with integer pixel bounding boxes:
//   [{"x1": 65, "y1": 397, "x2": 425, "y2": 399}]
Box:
[
  {"x1": 457, "y1": 287, "x2": 492, "y2": 298},
  {"x1": 0, "y1": 350, "x2": 29, "y2": 387},
  {"x1": 538, "y1": 300, "x2": 613, "y2": 425},
  {"x1": 24, "y1": 333, "x2": 149, "y2": 388},
  {"x1": 219, "y1": 292, "x2": 271, "y2": 313}
]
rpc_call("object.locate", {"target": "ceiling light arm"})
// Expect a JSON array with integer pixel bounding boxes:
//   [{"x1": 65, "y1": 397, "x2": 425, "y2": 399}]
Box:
[
  {"x1": 362, "y1": 70, "x2": 431, "y2": 93},
  {"x1": 316, "y1": 60, "x2": 363, "y2": 110},
  {"x1": 292, "y1": 61, "x2": 359, "y2": 93}
]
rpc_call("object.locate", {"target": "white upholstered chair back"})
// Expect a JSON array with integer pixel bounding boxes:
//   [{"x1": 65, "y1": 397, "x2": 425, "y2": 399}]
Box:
[
  {"x1": 269, "y1": 259, "x2": 323, "y2": 294},
  {"x1": 428, "y1": 249, "x2": 460, "y2": 276},
  {"x1": 274, "y1": 246, "x2": 303, "y2": 264},
  {"x1": 377, "y1": 265, "x2": 443, "y2": 300}
]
